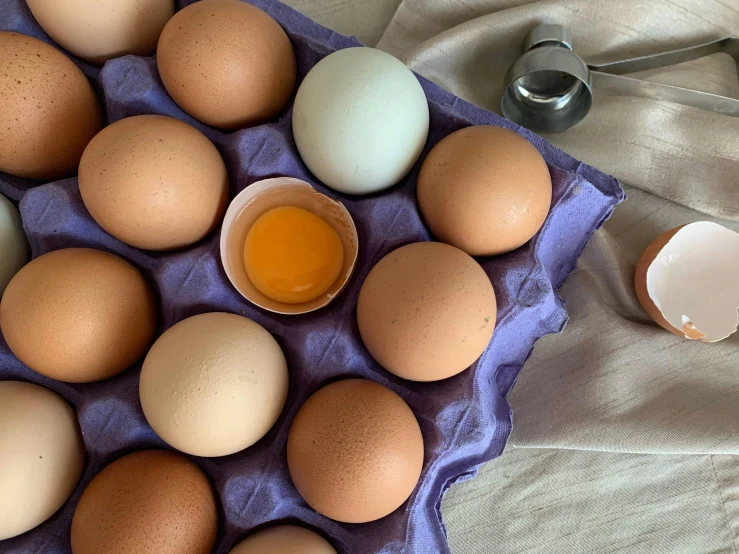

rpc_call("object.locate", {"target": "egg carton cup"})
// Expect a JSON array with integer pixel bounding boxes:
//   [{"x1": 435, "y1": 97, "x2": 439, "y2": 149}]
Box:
[{"x1": 0, "y1": 0, "x2": 624, "y2": 553}]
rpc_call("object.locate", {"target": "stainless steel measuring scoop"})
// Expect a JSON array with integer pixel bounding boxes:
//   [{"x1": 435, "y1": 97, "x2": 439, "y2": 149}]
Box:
[{"x1": 501, "y1": 24, "x2": 739, "y2": 133}]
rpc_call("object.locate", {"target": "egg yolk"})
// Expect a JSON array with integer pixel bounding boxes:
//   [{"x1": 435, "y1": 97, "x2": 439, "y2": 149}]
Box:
[{"x1": 244, "y1": 206, "x2": 344, "y2": 304}]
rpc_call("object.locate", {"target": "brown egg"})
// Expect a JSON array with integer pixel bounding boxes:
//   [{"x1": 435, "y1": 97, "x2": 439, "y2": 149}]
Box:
[
  {"x1": 357, "y1": 242, "x2": 496, "y2": 382},
  {"x1": 229, "y1": 526, "x2": 337, "y2": 554},
  {"x1": 0, "y1": 381, "x2": 84, "y2": 541},
  {"x1": 417, "y1": 125, "x2": 552, "y2": 256},
  {"x1": 287, "y1": 379, "x2": 424, "y2": 523},
  {"x1": 157, "y1": 0, "x2": 296, "y2": 129},
  {"x1": 0, "y1": 32, "x2": 102, "y2": 179},
  {"x1": 71, "y1": 450, "x2": 218, "y2": 554},
  {"x1": 0, "y1": 248, "x2": 157, "y2": 383},
  {"x1": 26, "y1": 0, "x2": 174, "y2": 64},
  {"x1": 634, "y1": 225, "x2": 688, "y2": 338},
  {"x1": 78, "y1": 115, "x2": 229, "y2": 251}
]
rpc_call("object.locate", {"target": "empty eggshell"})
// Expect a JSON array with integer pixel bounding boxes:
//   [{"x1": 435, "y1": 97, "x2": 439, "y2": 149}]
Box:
[
  {"x1": 417, "y1": 125, "x2": 552, "y2": 256},
  {"x1": 0, "y1": 248, "x2": 157, "y2": 382},
  {"x1": 157, "y1": 0, "x2": 296, "y2": 129},
  {"x1": 78, "y1": 115, "x2": 229, "y2": 251},
  {"x1": 25, "y1": 0, "x2": 174, "y2": 64},
  {"x1": 139, "y1": 312, "x2": 289, "y2": 457},
  {"x1": 634, "y1": 222, "x2": 739, "y2": 342},
  {"x1": 71, "y1": 450, "x2": 217, "y2": 554},
  {"x1": 357, "y1": 242, "x2": 497, "y2": 382},
  {"x1": 292, "y1": 47, "x2": 429, "y2": 195},
  {"x1": 0, "y1": 32, "x2": 103, "y2": 179},
  {"x1": 220, "y1": 177, "x2": 358, "y2": 315},
  {"x1": 0, "y1": 381, "x2": 85, "y2": 541},
  {"x1": 0, "y1": 193, "x2": 29, "y2": 295},
  {"x1": 287, "y1": 379, "x2": 424, "y2": 523},
  {"x1": 229, "y1": 526, "x2": 337, "y2": 554}
]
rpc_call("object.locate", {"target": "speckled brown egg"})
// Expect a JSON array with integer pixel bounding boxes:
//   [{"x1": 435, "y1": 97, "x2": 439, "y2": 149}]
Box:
[
  {"x1": 78, "y1": 115, "x2": 229, "y2": 251},
  {"x1": 71, "y1": 450, "x2": 218, "y2": 554},
  {"x1": 0, "y1": 32, "x2": 102, "y2": 179},
  {"x1": 229, "y1": 526, "x2": 337, "y2": 554},
  {"x1": 0, "y1": 248, "x2": 157, "y2": 383},
  {"x1": 287, "y1": 379, "x2": 424, "y2": 523},
  {"x1": 26, "y1": 0, "x2": 174, "y2": 64},
  {"x1": 357, "y1": 242, "x2": 496, "y2": 382},
  {"x1": 157, "y1": 0, "x2": 296, "y2": 129},
  {"x1": 417, "y1": 125, "x2": 552, "y2": 256}
]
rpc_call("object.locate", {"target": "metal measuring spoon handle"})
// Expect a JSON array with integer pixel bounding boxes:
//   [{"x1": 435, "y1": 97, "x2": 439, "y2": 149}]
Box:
[
  {"x1": 590, "y1": 37, "x2": 739, "y2": 118},
  {"x1": 502, "y1": 24, "x2": 739, "y2": 133}
]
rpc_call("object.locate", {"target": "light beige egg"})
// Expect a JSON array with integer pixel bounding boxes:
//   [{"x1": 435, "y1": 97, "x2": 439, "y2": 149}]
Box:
[
  {"x1": 287, "y1": 379, "x2": 424, "y2": 523},
  {"x1": 71, "y1": 450, "x2": 217, "y2": 554},
  {"x1": 139, "y1": 312, "x2": 289, "y2": 457},
  {"x1": 0, "y1": 32, "x2": 102, "y2": 179},
  {"x1": 0, "y1": 381, "x2": 84, "y2": 540},
  {"x1": 229, "y1": 526, "x2": 337, "y2": 554},
  {"x1": 157, "y1": 0, "x2": 296, "y2": 129},
  {"x1": 26, "y1": 0, "x2": 174, "y2": 64},
  {"x1": 0, "y1": 248, "x2": 157, "y2": 383},
  {"x1": 357, "y1": 241, "x2": 496, "y2": 382},
  {"x1": 78, "y1": 115, "x2": 229, "y2": 251},
  {"x1": 417, "y1": 125, "x2": 552, "y2": 256}
]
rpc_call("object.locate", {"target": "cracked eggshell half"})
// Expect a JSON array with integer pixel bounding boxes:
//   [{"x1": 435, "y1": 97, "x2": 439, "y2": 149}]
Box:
[
  {"x1": 220, "y1": 177, "x2": 358, "y2": 315},
  {"x1": 634, "y1": 222, "x2": 739, "y2": 342}
]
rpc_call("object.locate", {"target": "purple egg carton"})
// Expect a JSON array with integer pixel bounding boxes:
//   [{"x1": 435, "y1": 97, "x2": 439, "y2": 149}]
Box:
[{"x1": 0, "y1": 0, "x2": 624, "y2": 552}]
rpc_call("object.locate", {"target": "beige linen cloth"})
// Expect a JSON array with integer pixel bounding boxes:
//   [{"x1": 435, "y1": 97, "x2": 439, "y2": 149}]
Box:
[{"x1": 286, "y1": 0, "x2": 739, "y2": 551}]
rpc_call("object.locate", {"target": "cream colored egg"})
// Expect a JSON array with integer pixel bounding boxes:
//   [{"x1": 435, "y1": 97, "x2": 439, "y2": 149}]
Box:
[
  {"x1": 26, "y1": 0, "x2": 174, "y2": 64},
  {"x1": 139, "y1": 312, "x2": 289, "y2": 457},
  {"x1": 0, "y1": 381, "x2": 84, "y2": 540}
]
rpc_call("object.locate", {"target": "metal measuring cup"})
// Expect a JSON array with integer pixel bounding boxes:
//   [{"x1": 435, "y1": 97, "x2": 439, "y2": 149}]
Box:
[{"x1": 502, "y1": 24, "x2": 739, "y2": 133}]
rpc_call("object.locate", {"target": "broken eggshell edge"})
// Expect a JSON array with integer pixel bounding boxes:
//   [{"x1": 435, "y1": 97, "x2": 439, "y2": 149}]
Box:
[
  {"x1": 634, "y1": 222, "x2": 739, "y2": 342},
  {"x1": 220, "y1": 177, "x2": 359, "y2": 315}
]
